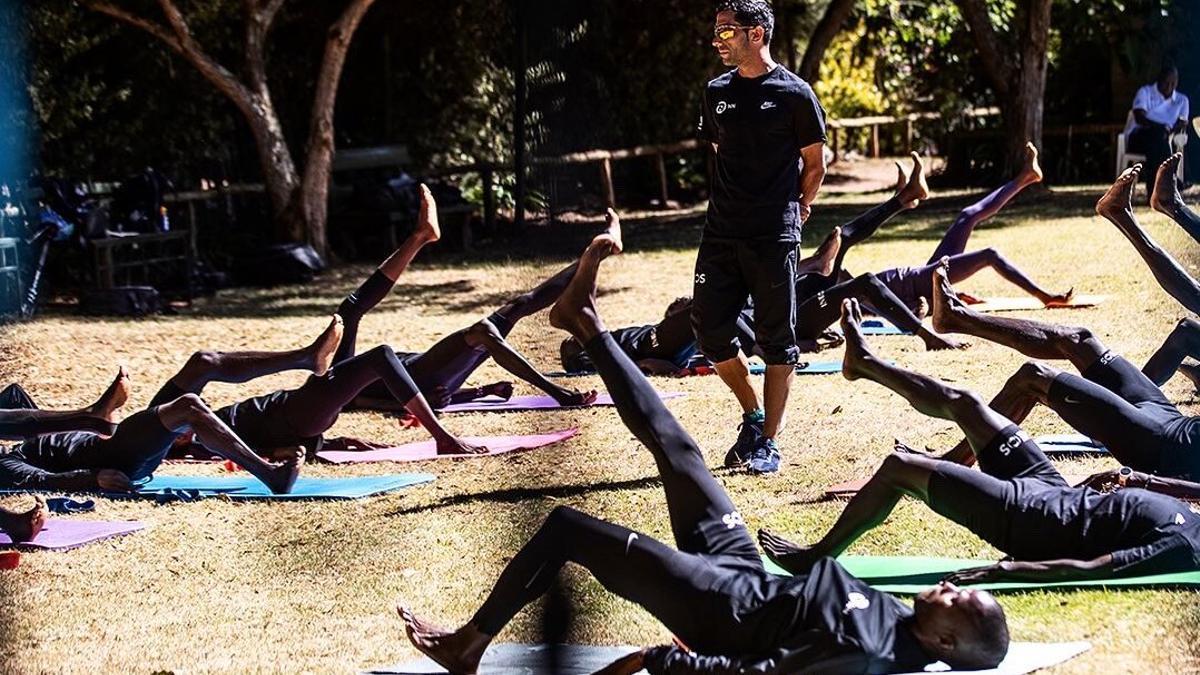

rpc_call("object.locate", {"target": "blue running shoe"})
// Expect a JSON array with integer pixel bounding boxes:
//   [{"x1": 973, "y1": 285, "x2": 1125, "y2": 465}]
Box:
[
  {"x1": 723, "y1": 413, "x2": 764, "y2": 467},
  {"x1": 747, "y1": 437, "x2": 782, "y2": 474}
]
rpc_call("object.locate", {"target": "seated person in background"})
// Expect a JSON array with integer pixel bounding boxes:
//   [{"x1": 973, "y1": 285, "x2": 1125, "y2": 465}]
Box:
[
  {"x1": 401, "y1": 222, "x2": 1010, "y2": 675},
  {"x1": 1125, "y1": 64, "x2": 1190, "y2": 197},
  {"x1": 760, "y1": 298, "x2": 1200, "y2": 585}
]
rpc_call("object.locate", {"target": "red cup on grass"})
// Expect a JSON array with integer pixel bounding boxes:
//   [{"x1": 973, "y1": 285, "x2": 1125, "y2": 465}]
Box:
[{"x1": 0, "y1": 551, "x2": 21, "y2": 570}]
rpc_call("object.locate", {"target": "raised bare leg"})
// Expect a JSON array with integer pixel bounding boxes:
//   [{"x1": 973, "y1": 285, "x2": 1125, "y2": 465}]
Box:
[
  {"x1": 925, "y1": 142, "x2": 1042, "y2": 263},
  {"x1": 1143, "y1": 318, "x2": 1200, "y2": 387},
  {"x1": 1151, "y1": 153, "x2": 1200, "y2": 245},
  {"x1": 1097, "y1": 165, "x2": 1200, "y2": 315},
  {"x1": 930, "y1": 266, "x2": 1101, "y2": 371}
]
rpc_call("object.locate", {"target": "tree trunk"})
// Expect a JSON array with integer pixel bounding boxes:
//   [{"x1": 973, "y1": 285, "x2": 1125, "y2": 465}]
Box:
[
  {"x1": 244, "y1": 94, "x2": 303, "y2": 243},
  {"x1": 798, "y1": 0, "x2": 856, "y2": 83},
  {"x1": 1001, "y1": 0, "x2": 1051, "y2": 173}
]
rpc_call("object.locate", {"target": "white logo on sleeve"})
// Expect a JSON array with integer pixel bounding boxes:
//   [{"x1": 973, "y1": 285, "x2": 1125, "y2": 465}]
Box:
[
  {"x1": 1176, "y1": 513, "x2": 1187, "y2": 526},
  {"x1": 761, "y1": 101, "x2": 777, "y2": 110},
  {"x1": 722, "y1": 511, "x2": 745, "y2": 529},
  {"x1": 843, "y1": 592, "x2": 871, "y2": 614},
  {"x1": 625, "y1": 532, "x2": 639, "y2": 554}
]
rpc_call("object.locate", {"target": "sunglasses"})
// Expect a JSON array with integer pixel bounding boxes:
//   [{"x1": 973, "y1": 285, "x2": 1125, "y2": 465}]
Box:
[{"x1": 714, "y1": 24, "x2": 755, "y2": 41}]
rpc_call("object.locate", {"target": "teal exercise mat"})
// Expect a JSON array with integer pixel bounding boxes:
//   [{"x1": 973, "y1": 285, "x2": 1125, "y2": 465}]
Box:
[
  {"x1": 1, "y1": 474, "x2": 436, "y2": 500},
  {"x1": 763, "y1": 554, "x2": 1200, "y2": 593},
  {"x1": 859, "y1": 317, "x2": 913, "y2": 336},
  {"x1": 1034, "y1": 434, "x2": 1109, "y2": 456},
  {"x1": 369, "y1": 640, "x2": 1091, "y2": 675},
  {"x1": 749, "y1": 360, "x2": 843, "y2": 375}
]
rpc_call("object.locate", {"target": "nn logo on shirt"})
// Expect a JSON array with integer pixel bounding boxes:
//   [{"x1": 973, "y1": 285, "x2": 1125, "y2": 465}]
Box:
[
  {"x1": 843, "y1": 592, "x2": 870, "y2": 614},
  {"x1": 715, "y1": 101, "x2": 736, "y2": 115}
]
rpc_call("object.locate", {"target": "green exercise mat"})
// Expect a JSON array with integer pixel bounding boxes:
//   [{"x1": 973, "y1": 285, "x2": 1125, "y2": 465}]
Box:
[{"x1": 762, "y1": 554, "x2": 1200, "y2": 593}]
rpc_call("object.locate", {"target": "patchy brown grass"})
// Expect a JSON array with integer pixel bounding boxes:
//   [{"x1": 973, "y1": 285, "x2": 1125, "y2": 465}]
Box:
[{"x1": 0, "y1": 183, "x2": 1198, "y2": 673}]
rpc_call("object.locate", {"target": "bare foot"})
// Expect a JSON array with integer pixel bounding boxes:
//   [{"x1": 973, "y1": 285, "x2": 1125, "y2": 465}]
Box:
[
  {"x1": 1151, "y1": 153, "x2": 1185, "y2": 217},
  {"x1": 922, "y1": 330, "x2": 968, "y2": 352},
  {"x1": 602, "y1": 208, "x2": 624, "y2": 254},
  {"x1": 399, "y1": 606, "x2": 489, "y2": 675},
  {"x1": 897, "y1": 152, "x2": 929, "y2": 209},
  {"x1": 839, "y1": 299, "x2": 878, "y2": 381},
  {"x1": 436, "y1": 436, "x2": 488, "y2": 456},
  {"x1": 264, "y1": 448, "x2": 304, "y2": 494},
  {"x1": 1096, "y1": 165, "x2": 1141, "y2": 222},
  {"x1": 1018, "y1": 141, "x2": 1043, "y2": 186},
  {"x1": 798, "y1": 228, "x2": 841, "y2": 277},
  {"x1": 310, "y1": 315, "x2": 344, "y2": 376},
  {"x1": 91, "y1": 367, "x2": 131, "y2": 424},
  {"x1": 758, "y1": 529, "x2": 818, "y2": 575},
  {"x1": 1178, "y1": 363, "x2": 1200, "y2": 393},
  {"x1": 1042, "y1": 288, "x2": 1075, "y2": 308},
  {"x1": 415, "y1": 184, "x2": 443, "y2": 243},
  {"x1": 0, "y1": 496, "x2": 48, "y2": 542},
  {"x1": 485, "y1": 382, "x2": 514, "y2": 401},
  {"x1": 548, "y1": 229, "x2": 620, "y2": 340},
  {"x1": 930, "y1": 264, "x2": 970, "y2": 334},
  {"x1": 893, "y1": 160, "x2": 905, "y2": 193},
  {"x1": 554, "y1": 388, "x2": 598, "y2": 406}
]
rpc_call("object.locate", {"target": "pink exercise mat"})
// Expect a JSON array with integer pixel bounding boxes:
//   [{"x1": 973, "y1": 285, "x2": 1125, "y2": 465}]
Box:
[
  {"x1": 0, "y1": 519, "x2": 145, "y2": 550},
  {"x1": 437, "y1": 391, "x2": 684, "y2": 413},
  {"x1": 317, "y1": 428, "x2": 579, "y2": 464}
]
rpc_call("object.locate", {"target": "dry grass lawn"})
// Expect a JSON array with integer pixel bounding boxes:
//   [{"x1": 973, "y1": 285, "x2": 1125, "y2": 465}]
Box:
[{"x1": 1, "y1": 181, "x2": 1199, "y2": 673}]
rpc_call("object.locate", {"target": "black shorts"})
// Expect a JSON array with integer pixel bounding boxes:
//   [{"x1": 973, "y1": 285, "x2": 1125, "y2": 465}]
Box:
[
  {"x1": 691, "y1": 239, "x2": 799, "y2": 365},
  {"x1": 927, "y1": 425, "x2": 1070, "y2": 559},
  {"x1": 1050, "y1": 352, "x2": 1199, "y2": 477}
]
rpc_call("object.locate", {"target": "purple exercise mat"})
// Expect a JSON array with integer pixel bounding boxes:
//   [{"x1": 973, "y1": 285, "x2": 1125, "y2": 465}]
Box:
[
  {"x1": 437, "y1": 391, "x2": 684, "y2": 413},
  {"x1": 0, "y1": 519, "x2": 145, "y2": 551},
  {"x1": 317, "y1": 429, "x2": 579, "y2": 464}
]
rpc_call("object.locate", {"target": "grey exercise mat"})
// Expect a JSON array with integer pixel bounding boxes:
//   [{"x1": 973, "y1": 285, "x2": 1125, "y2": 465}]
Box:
[{"x1": 369, "y1": 640, "x2": 1091, "y2": 674}]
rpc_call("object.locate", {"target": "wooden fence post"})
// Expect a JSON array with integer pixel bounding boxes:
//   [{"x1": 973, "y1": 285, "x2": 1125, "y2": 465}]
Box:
[
  {"x1": 655, "y1": 152, "x2": 669, "y2": 205},
  {"x1": 599, "y1": 157, "x2": 615, "y2": 210}
]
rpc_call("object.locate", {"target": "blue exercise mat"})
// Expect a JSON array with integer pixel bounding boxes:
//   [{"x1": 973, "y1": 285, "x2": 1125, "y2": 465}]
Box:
[
  {"x1": 749, "y1": 361, "x2": 842, "y2": 375},
  {"x1": 1, "y1": 474, "x2": 435, "y2": 501},
  {"x1": 859, "y1": 318, "x2": 913, "y2": 336}
]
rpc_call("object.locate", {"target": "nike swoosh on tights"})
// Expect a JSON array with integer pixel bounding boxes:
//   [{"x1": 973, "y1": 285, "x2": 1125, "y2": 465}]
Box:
[{"x1": 625, "y1": 532, "x2": 639, "y2": 554}]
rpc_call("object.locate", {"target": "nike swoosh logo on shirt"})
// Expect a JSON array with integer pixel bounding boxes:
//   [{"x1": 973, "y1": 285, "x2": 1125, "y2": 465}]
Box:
[
  {"x1": 625, "y1": 532, "x2": 639, "y2": 554},
  {"x1": 1063, "y1": 396, "x2": 1082, "y2": 404}
]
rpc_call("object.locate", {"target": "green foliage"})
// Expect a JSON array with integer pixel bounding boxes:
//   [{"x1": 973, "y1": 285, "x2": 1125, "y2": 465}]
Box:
[{"x1": 811, "y1": 23, "x2": 886, "y2": 118}]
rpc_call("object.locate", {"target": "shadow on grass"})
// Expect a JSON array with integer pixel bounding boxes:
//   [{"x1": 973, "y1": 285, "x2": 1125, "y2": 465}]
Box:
[
  {"x1": 49, "y1": 186, "x2": 1098, "y2": 322},
  {"x1": 385, "y1": 474, "x2": 666, "y2": 517}
]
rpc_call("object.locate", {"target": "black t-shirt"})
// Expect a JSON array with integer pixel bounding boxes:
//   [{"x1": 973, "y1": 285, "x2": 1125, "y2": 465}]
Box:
[
  {"x1": 646, "y1": 558, "x2": 930, "y2": 673},
  {"x1": 698, "y1": 65, "x2": 827, "y2": 243},
  {"x1": 1006, "y1": 485, "x2": 1200, "y2": 575},
  {"x1": 0, "y1": 432, "x2": 104, "y2": 490}
]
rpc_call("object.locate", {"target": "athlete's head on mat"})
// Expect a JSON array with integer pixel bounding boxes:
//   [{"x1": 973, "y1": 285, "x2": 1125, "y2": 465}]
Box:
[
  {"x1": 665, "y1": 296, "x2": 692, "y2": 318},
  {"x1": 912, "y1": 581, "x2": 1009, "y2": 668},
  {"x1": 713, "y1": 0, "x2": 773, "y2": 67}
]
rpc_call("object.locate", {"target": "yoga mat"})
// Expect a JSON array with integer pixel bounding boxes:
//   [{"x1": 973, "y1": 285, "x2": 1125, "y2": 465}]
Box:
[
  {"x1": 764, "y1": 554, "x2": 1200, "y2": 592},
  {"x1": 748, "y1": 361, "x2": 843, "y2": 376},
  {"x1": 317, "y1": 429, "x2": 578, "y2": 464},
  {"x1": 370, "y1": 641, "x2": 1091, "y2": 675},
  {"x1": 0, "y1": 519, "x2": 143, "y2": 550},
  {"x1": 0, "y1": 474, "x2": 436, "y2": 501},
  {"x1": 437, "y1": 392, "x2": 683, "y2": 413},
  {"x1": 1034, "y1": 434, "x2": 1109, "y2": 456},
  {"x1": 824, "y1": 474, "x2": 1090, "y2": 500},
  {"x1": 859, "y1": 317, "x2": 913, "y2": 336},
  {"x1": 970, "y1": 294, "x2": 1107, "y2": 313}
]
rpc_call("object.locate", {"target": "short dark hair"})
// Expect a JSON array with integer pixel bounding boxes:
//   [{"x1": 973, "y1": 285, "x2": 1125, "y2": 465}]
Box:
[
  {"x1": 716, "y1": 0, "x2": 775, "y2": 44},
  {"x1": 1159, "y1": 63, "x2": 1179, "y2": 82},
  {"x1": 945, "y1": 601, "x2": 1010, "y2": 670}
]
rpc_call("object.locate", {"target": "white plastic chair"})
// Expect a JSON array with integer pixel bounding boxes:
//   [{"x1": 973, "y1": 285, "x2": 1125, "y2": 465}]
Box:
[{"x1": 1116, "y1": 110, "x2": 1187, "y2": 179}]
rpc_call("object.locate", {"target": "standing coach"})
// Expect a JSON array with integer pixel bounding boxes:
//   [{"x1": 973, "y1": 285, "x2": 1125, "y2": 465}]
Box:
[{"x1": 693, "y1": 0, "x2": 827, "y2": 474}]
